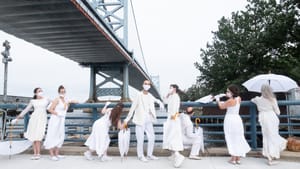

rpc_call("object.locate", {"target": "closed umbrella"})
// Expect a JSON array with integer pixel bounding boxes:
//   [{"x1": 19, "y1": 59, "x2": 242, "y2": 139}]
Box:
[
  {"x1": 118, "y1": 127, "x2": 130, "y2": 161},
  {"x1": 242, "y1": 73, "x2": 298, "y2": 93},
  {"x1": 194, "y1": 118, "x2": 204, "y2": 153}
]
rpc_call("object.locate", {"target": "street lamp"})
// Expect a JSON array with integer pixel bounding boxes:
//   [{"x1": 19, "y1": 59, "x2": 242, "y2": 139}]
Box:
[{"x1": 1, "y1": 40, "x2": 12, "y2": 103}]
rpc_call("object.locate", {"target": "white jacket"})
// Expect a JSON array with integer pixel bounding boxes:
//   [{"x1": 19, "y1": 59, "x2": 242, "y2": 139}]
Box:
[{"x1": 125, "y1": 91, "x2": 160, "y2": 126}]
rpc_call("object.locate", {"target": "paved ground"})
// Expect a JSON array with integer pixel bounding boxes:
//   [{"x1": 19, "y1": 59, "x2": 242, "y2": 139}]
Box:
[{"x1": 1, "y1": 154, "x2": 299, "y2": 169}]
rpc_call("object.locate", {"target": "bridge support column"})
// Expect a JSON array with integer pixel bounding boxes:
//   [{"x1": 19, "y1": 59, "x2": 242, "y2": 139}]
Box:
[
  {"x1": 121, "y1": 63, "x2": 130, "y2": 101},
  {"x1": 89, "y1": 66, "x2": 97, "y2": 102}
]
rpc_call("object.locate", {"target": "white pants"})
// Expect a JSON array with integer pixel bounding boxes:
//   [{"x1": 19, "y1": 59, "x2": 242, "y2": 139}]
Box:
[
  {"x1": 135, "y1": 122, "x2": 155, "y2": 158},
  {"x1": 183, "y1": 136, "x2": 203, "y2": 156},
  {"x1": 183, "y1": 128, "x2": 204, "y2": 156}
]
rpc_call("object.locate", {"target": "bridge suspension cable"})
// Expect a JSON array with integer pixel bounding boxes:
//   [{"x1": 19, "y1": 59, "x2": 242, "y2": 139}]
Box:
[{"x1": 129, "y1": 0, "x2": 149, "y2": 75}]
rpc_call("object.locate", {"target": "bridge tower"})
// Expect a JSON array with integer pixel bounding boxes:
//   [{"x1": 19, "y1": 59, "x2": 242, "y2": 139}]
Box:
[{"x1": 87, "y1": 0, "x2": 130, "y2": 102}]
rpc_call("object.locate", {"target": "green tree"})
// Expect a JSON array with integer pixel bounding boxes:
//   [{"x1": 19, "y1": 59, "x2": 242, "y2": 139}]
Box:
[{"x1": 194, "y1": 0, "x2": 300, "y2": 96}]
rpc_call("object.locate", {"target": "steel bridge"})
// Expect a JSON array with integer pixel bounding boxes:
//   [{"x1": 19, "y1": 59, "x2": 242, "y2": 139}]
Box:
[{"x1": 0, "y1": 0, "x2": 160, "y2": 101}]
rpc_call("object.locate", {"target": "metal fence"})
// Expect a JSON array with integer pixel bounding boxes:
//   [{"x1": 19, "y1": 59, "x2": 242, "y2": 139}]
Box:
[{"x1": 1, "y1": 101, "x2": 300, "y2": 149}]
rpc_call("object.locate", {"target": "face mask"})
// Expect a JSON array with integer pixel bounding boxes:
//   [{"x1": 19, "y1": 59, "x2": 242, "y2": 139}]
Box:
[
  {"x1": 59, "y1": 94, "x2": 65, "y2": 98},
  {"x1": 143, "y1": 84, "x2": 151, "y2": 91},
  {"x1": 37, "y1": 92, "x2": 43, "y2": 97}
]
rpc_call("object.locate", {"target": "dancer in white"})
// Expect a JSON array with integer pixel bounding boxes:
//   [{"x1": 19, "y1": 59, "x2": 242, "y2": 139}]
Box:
[
  {"x1": 251, "y1": 84, "x2": 287, "y2": 165},
  {"x1": 123, "y1": 80, "x2": 163, "y2": 162},
  {"x1": 180, "y1": 107, "x2": 204, "y2": 160},
  {"x1": 14, "y1": 87, "x2": 50, "y2": 160},
  {"x1": 44, "y1": 85, "x2": 77, "y2": 161},
  {"x1": 84, "y1": 102, "x2": 124, "y2": 161},
  {"x1": 163, "y1": 84, "x2": 185, "y2": 168},
  {"x1": 216, "y1": 84, "x2": 250, "y2": 165}
]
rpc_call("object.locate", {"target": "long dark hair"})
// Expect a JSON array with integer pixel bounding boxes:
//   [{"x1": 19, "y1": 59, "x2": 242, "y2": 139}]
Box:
[
  {"x1": 228, "y1": 84, "x2": 240, "y2": 98},
  {"x1": 33, "y1": 87, "x2": 41, "y2": 99},
  {"x1": 170, "y1": 84, "x2": 182, "y2": 94},
  {"x1": 110, "y1": 102, "x2": 124, "y2": 128},
  {"x1": 58, "y1": 85, "x2": 65, "y2": 93}
]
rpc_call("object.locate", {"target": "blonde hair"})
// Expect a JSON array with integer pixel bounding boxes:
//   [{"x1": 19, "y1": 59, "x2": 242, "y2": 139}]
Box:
[{"x1": 261, "y1": 84, "x2": 275, "y2": 101}]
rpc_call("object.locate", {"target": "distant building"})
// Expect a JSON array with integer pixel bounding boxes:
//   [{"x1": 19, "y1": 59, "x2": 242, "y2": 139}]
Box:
[
  {"x1": 151, "y1": 75, "x2": 160, "y2": 93},
  {"x1": 0, "y1": 95, "x2": 31, "y2": 104}
]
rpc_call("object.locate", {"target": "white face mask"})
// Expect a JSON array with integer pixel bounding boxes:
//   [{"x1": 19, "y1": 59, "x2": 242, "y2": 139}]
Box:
[
  {"x1": 59, "y1": 94, "x2": 65, "y2": 98},
  {"x1": 143, "y1": 84, "x2": 151, "y2": 91},
  {"x1": 37, "y1": 92, "x2": 43, "y2": 97}
]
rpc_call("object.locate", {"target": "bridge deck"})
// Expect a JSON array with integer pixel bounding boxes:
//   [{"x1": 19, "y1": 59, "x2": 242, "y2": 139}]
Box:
[{"x1": 0, "y1": 0, "x2": 159, "y2": 97}]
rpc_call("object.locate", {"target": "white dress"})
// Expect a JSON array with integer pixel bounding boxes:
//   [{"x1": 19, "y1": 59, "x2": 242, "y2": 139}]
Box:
[
  {"x1": 20, "y1": 98, "x2": 50, "y2": 142},
  {"x1": 223, "y1": 98, "x2": 250, "y2": 157},
  {"x1": 84, "y1": 111, "x2": 112, "y2": 156},
  {"x1": 163, "y1": 93, "x2": 184, "y2": 151},
  {"x1": 44, "y1": 98, "x2": 68, "y2": 149},
  {"x1": 251, "y1": 96, "x2": 287, "y2": 159}
]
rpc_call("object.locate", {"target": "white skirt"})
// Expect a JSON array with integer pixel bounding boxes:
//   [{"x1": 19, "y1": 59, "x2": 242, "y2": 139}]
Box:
[
  {"x1": 44, "y1": 115, "x2": 65, "y2": 149},
  {"x1": 163, "y1": 118, "x2": 183, "y2": 151},
  {"x1": 84, "y1": 119, "x2": 110, "y2": 156},
  {"x1": 259, "y1": 111, "x2": 287, "y2": 159},
  {"x1": 24, "y1": 110, "x2": 47, "y2": 141},
  {"x1": 224, "y1": 114, "x2": 250, "y2": 157}
]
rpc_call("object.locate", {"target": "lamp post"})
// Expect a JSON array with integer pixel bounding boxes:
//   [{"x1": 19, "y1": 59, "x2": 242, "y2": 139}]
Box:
[{"x1": 1, "y1": 40, "x2": 12, "y2": 103}]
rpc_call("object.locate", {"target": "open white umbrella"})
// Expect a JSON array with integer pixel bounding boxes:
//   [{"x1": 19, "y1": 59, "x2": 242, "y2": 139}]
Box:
[
  {"x1": 242, "y1": 73, "x2": 298, "y2": 93},
  {"x1": 0, "y1": 124, "x2": 32, "y2": 158},
  {"x1": 195, "y1": 94, "x2": 214, "y2": 103},
  {"x1": 118, "y1": 128, "x2": 130, "y2": 161}
]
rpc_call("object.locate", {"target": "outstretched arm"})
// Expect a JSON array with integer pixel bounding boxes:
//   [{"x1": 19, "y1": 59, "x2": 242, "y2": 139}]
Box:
[
  {"x1": 101, "y1": 101, "x2": 112, "y2": 115},
  {"x1": 17, "y1": 101, "x2": 33, "y2": 119},
  {"x1": 124, "y1": 95, "x2": 139, "y2": 124}
]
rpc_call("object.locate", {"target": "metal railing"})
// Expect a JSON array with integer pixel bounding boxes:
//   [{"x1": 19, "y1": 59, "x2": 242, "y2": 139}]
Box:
[{"x1": 1, "y1": 101, "x2": 300, "y2": 149}]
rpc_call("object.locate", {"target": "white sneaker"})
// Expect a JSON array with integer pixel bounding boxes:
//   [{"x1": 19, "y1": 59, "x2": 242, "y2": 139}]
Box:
[
  {"x1": 189, "y1": 155, "x2": 201, "y2": 160},
  {"x1": 30, "y1": 155, "x2": 40, "y2": 160},
  {"x1": 100, "y1": 155, "x2": 112, "y2": 162},
  {"x1": 84, "y1": 151, "x2": 93, "y2": 161},
  {"x1": 174, "y1": 154, "x2": 185, "y2": 168},
  {"x1": 138, "y1": 156, "x2": 148, "y2": 162},
  {"x1": 147, "y1": 155, "x2": 159, "y2": 160},
  {"x1": 56, "y1": 155, "x2": 65, "y2": 159},
  {"x1": 268, "y1": 160, "x2": 279, "y2": 166},
  {"x1": 50, "y1": 156, "x2": 59, "y2": 161}
]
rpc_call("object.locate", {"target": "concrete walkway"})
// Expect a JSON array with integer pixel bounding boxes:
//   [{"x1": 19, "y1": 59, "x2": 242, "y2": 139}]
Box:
[{"x1": 1, "y1": 154, "x2": 299, "y2": 169}]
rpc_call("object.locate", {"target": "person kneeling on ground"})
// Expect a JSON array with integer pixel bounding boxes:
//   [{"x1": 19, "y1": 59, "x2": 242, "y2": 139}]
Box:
[{"x1": 180, "y1": 107, "x2": 204, "y2": 160}]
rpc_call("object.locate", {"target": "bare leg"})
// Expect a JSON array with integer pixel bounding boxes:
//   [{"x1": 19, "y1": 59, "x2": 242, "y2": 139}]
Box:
[
  {"x1": 54, "y1": 147, "x2": 59, "y2": 156},
  {"x1": 36, "y1": 141, "x2": 41, "y2": 155},
  {"x1": 49, "y1": 148, "x2": 55, "y2": 157},
  {"x1": 33, "y1": 141, "x2": 37, "y2": 155}
]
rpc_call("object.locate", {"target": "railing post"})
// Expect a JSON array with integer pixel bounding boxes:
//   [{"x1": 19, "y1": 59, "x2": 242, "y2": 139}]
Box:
[
  {"x1": 24, "y1": 113, "x2": 29, "y2": 132},
  {"x1": 92, "y1": 108, "x2": 98, "y2": 122},
  {"x1": 249, "y1": 104, "x2": 257, "y2": 149}
]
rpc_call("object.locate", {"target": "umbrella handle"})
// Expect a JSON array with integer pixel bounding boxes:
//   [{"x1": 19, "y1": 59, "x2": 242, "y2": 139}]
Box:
[
  {"x1": 195, "y1": 118, "x2": 201, "y2": 128},
  {"x1": 9, "y1": 122, "x2": 13, "y2": 159}
]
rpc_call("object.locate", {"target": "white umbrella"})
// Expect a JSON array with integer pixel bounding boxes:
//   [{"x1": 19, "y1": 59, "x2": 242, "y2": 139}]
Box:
[
  {"x1": 0, "y1": 140, "x2": 32, "y2": 156},
  {"x1": 0, "y1": 125, "x2": 32, "y2": 158},
  {"x1": 118, "y1": 128, "x2": 130, "y2": 161},
  {"x1": 242, "y1": 73, "x2": 298, "y2": 93},
  {"x1": 194, "y1": 118, "x2": 204, "y2": 153},
  {"x1": 195, "y1": 94, "x2": 214, "y2": 103}
]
